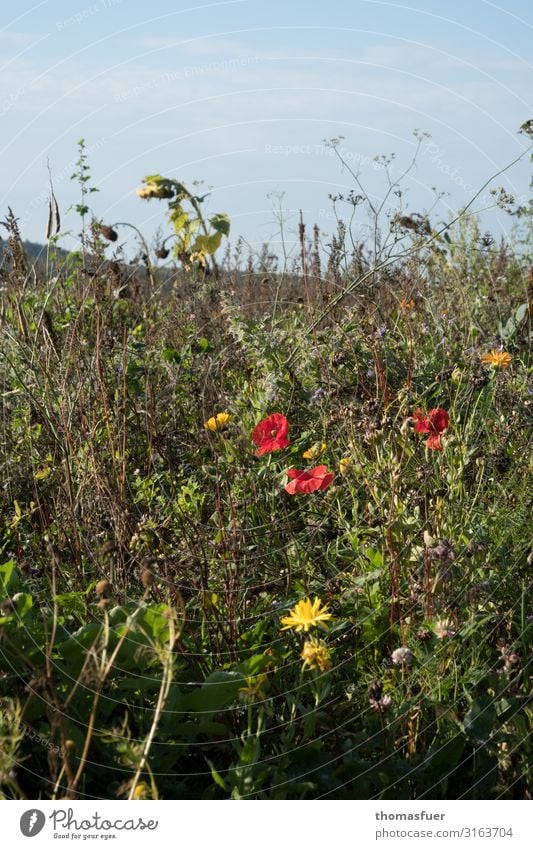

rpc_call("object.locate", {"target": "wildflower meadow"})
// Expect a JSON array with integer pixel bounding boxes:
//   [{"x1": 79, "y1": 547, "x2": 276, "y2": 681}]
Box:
[{"x1": 0, "y1": 130, "x2": 532, "y2": 802}]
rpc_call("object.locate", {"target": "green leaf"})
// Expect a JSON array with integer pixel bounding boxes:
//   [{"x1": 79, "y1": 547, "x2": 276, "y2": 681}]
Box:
[
  {"x1": 424, "y1": 732, "x2": 465, "y2": 774},
  {"x1": 463, "y1": 696, "x2": 497, "y2": 742},
  {"x1": 0, "y1": 559, "x2": 16, "y2": 599},
  {"x1": 236, "y1": 654, "x2": 272, "y2": 677},
  {"x1": 209, "y1": 212, "x2": 230, "y2": 236},
  {"x1": 170, "y1": 211, "x2": 189, "y2": 233},
  {"x1": 181, "y1": 670, "x2": 242, "y2": 713},
  {"x1": 135, "y1": 604, "x2": 172, "y2": 644},
  {"x1": 192, "y1": 232, "x2": 222, "y2": 255},
  {"x1": 499, "y1": 301, "x2": 529, "y2": 341},
  {"x1": 197, "y1": 337, "x2": 211, "y2": 353},
  {"x1": 54, "y1": 591, "x2": 87, "y2": 621},
  {"x1": 206, "y1": 759, "x2": 229, "y2": 791},
  {"x1": 162, "y1": 347, "x2": 181, "y2": 363},
  {"x1": 12, "y1": 592, "x2": 33, "y2": 619}
]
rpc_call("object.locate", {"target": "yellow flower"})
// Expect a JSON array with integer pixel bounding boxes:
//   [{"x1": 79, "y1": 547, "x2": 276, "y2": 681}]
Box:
[
  {"x1": 339, "y1": 457, "x2": 352, "y2": 475},
  {"x1": 301, "y1": 638, "x2": 332, "y2": 672},
  {"x1": 190, "y1": 250, "x2": 208, "y2": 268},
  {"x1": 480, "y1": 349, "x2": 512, "y2": 369},
  {"x1": 302, "y1": 441, "x2": 327, "y2": 460},
  {"x1": 136, "y1": 181, "x2": 173, "y2": 200},
  {"x1": 204, "y1": 412, "x2": 230, "y2": 432},
  {"x1": 132, "y1": 781, "x2": 150, "y2": 800},
  {"x1": 280, "y1": 597, "x2": 333, "y2": 632}
]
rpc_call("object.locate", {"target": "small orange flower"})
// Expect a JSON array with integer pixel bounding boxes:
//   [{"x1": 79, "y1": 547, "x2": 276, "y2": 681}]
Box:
[
  {"x1": 480, "y1": 349, "x2": 512, "y2": 369},
  {"x1": 399, "y1": 299, "x2": 415, "y2": 310}
]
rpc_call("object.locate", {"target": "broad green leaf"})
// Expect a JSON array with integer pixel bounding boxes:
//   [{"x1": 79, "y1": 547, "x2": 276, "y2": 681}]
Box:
[
  {"x1": 0, "y1": 559, "x2": 16, "y2": 599},
  {"x1": 209, "y1": 212, "x2": 230, "y2": 236},
  {"x1": 181, "y1": 670, "x2": 242, "y2": 713}
]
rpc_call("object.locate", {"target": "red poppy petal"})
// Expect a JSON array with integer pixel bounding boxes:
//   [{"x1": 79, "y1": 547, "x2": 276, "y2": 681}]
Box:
[
  {"x1": 426, "y1": 434, "x2": 443, "y2": 450},
  {"x1": 318, "y1": 473, "x2": 335, "y2": 489},
  {"x1": 429, "y1": 408, "x2": 449, "y2": 433},
  {"x1": 272, "y1": 414, "x2": 289, "y2": 438},
  {"x1": 284, "y1": 479, "x2": 299, "y2": 494},
  {"x1": 299, "y1": 478, "x2": 320, "y2": 493}
]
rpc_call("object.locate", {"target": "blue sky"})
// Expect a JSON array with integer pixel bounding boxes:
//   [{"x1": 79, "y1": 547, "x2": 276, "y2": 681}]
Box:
[{"x1": 1, "y1": 0, "x2": 531, "y2": 256}]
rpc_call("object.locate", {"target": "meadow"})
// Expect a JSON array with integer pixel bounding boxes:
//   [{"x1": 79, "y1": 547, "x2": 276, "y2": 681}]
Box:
[{"x1": 0, "y1": 134, "x2": 531, "y2": 800}]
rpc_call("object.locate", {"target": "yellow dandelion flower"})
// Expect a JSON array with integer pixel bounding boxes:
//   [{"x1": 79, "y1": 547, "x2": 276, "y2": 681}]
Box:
[
  {"x1": 302, "y1": 441, "x2": 327, "y2": 460},
  {"x1": 480, "y1": 349, "x2": 512, "y2": 369},
  {"x1": 339, "y1": 457, "x2": 352, "y2": 475},
  {"x1": 301, "y1": 638, "x2": 332, "y2": 672},
  {"x1": 204, "y1": 412, "x2": 230, "y2": 432},
  {"x1": 280, "y1": 597, "x2": 333, "y2": 632}
]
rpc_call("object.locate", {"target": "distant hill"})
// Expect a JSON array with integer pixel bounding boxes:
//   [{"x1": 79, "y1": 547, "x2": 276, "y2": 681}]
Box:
[{"x1": 0, "y1": 238, "x2": 69, "y2": 262}]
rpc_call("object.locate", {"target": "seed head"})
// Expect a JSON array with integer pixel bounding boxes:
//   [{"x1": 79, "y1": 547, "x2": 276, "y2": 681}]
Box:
[
  {"x1": 98, "y1": 224, "x2": 118, "y2": 242},
  {"x1": 95, "y1": 579, "x2": 112, "y2": 598},
  {"x1": 141, "y1": 568, "x2": 155, "y2": 588}
]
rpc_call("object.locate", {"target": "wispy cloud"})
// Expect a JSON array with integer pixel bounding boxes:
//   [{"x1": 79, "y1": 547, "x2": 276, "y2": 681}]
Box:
[{"x1": 136, "y1": 34, "x2": 260, "y2": 57}]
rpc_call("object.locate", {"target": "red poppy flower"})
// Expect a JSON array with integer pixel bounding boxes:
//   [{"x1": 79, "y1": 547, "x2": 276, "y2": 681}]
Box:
[
  {"x1": 412, "y1": 407, "x2": 449, "y2": 451},
  {"x1": 252, "y1": 413, "x2": 290, "y2": 456},
  {"x1": 284, "y1": 465, "x2": 335, "y2": 494}
]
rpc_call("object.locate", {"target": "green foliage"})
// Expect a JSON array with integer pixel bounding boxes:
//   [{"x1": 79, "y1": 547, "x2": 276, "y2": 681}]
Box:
[{"x1": 69, "y1": 138, "x2": 99, "y2": 225}]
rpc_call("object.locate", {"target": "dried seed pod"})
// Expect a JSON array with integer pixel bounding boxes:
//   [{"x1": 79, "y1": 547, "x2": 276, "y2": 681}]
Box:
[
  {"x1": 429, "y1": 539, "x2": 454, "y2": 561},
  {"x1": 95, "y1": 579, "x2": 112, "y2": 597},
  {"x1": 99, "y1": 540, "x2": 117, "y2": 558},
  {"x1": 140, "y1": 568, "x2": 155, "y2": 588},
  {"x1": 368, "y1": 680, "x2": 383, "y2": 702},
  {"x1": 99, "y1": 224, "x2": 118, "y2": 242},
  {"x1": 155, "y1": 247, "x2": 170, "y2": 259}
]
